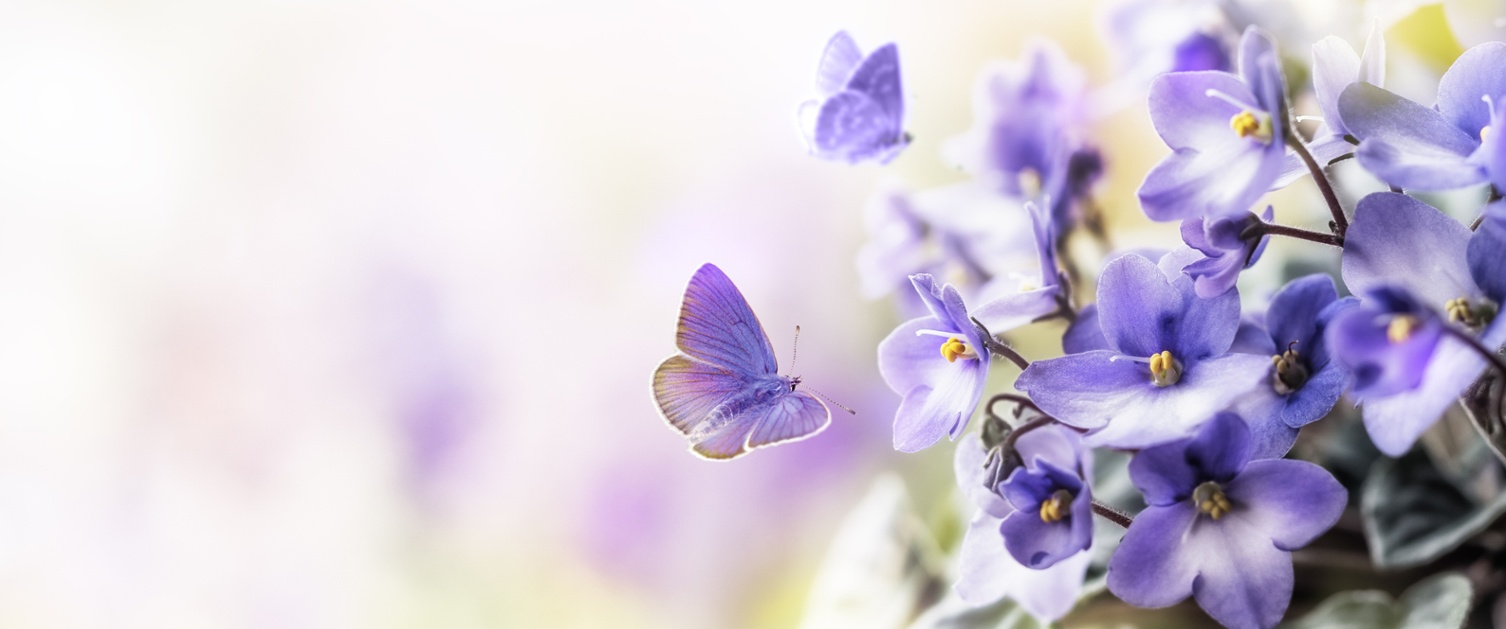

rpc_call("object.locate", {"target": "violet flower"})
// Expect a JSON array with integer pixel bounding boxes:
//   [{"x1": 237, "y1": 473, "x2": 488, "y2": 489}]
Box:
[
  {"x1": 878, "y1": 275, "x2": 993, "y2": 452},
  {"x1": 1228, "y1": 275, "x2": 1356, "y2": 431},
  {"x1": 1107, "y1": 413, "x2": 1346, "y2": 629},
  {"x1": 954, "y1": 425, "x2": 1091, "y2": 621},
  {"x1": 1338, "y1": 42, "x2": 1506, "y2": 191},
  {"x1": 1179, "y1": 205, "x2": 1273, "y2": 298},
  {"x1": 1328, "y1": 193, "x2": 1506, "y2": 455},
  {"x1": 1273, "y1": 26, "x2": 1385, "y2": 186},
  {"x1": 1014, "y1": 253, "x2": 1292, "y2": 454},
  {"x1": 1139, "y1": 27, "x2": 1288, "y2": 222}
]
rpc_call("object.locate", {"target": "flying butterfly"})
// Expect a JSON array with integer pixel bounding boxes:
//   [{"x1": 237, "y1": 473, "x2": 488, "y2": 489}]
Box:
[
  {"x1": 799, "y1": 30, "x2": 912, "y2": 165},
  {"x1": 652, "y1": 263, "x2": 847, "y2": 460}
]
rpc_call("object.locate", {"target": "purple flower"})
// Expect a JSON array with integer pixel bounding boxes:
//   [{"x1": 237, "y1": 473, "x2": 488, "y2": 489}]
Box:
[
  {"x1": 1249, "y1": 275, "x2": 1355, "y2": 428},
  {"x1": 878, "y1": 275, "x2": 993, "y2": 452},
  {"x1": 1107, "y1": 413, "x2": 1346, "y2": 629},
  {"x1": 1015, "y1": 253, "x2": 1291, "y2": 453},
  {"x1": 953, "y1": 425, "x2": 1091, "y2": 621},
  {"x1": 1139, "y1": 27, "x2": 1288, "y2": 222},
  {"x1": 1179, "y1": 205, "x2": 1273, "y2": 298},
  {"x1": 944, "y1": 40, "x2": 1087, "y2": 198},
  {"x1": 1328, "y1": 193, "x2": 1506, "y2": 455},
  {"x1": 1338, "y1": 42, "x2": 1506, "y2": 191},
  {"x1": 1101, "y1": 0, "x2": 1232, "y2": 85}
]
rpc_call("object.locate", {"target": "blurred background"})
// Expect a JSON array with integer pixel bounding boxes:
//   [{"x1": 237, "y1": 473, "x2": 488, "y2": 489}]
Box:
[{"x1": 0, "y1": 0, "x2": 1483, "y2": 627}]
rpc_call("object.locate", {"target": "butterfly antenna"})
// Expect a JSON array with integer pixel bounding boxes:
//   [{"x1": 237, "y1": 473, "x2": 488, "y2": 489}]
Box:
[
  {"x1": 805, "y1": 386, "x2": 857, "y2": 415},
  {"x1": 788, "y1": 325, "x2": 801, "y2": 375}
]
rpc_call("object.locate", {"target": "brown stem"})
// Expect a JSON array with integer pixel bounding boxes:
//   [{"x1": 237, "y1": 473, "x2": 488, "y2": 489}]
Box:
[{"x1": 1287, "y1": 135, "x2": 1348, "y2": 238}]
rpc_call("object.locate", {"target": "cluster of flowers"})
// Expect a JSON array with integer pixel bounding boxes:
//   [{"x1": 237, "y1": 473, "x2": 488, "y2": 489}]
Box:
[{"x1": 808, "y1": 12, "x2": 1506, "y2": 629}]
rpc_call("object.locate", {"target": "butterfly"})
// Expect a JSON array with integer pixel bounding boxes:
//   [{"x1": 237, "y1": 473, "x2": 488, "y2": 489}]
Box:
[
  {"x1": 799, "y1": 30, "x2": 912, "y2": 165},
  {"x1": 652, "y1": 263, "x2": 835, "y2": 460}
]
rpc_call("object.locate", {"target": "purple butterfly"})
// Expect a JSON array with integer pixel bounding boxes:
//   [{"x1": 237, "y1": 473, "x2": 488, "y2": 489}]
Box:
[
  {"x1": 652, "y1": 263, "x2": 833, "y2": 460},
  {"x1": 799, "y1": 31, "x2": 911, "y2": 165}
]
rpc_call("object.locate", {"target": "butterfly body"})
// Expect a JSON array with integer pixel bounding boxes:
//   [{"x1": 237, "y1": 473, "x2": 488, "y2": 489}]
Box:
[
  {"x1": 653, "y1": 264, "x2": 832, "y2": 460},
  {"x1": 800, "y1": 31, "x2": 911, "y2": 165}
]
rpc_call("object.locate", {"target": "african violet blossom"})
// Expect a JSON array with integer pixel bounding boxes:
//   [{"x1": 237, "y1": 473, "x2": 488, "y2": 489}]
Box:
[
  {"x1": 954, "y1": 425, "x2": 1091, "y2": 621},
  {"x1": 1015, "y1": 253, "x2": 1294, "y2": 455},
  {"x1": 1107, "y1": 413, "x2": 1346, "y2": 629},
  {"x1": 1139, "y1": 27, "x2": 1289, "y2": 222},
  {"x1": 1225, "y1": 275, "x2": 1355, "y2": 432},
  {"x1": 878, "y1": 274, "x2": 993, "y2": 452},
  {"x1": 1180, "y1": 205, "x2": 1272, "y2": 298},
  {"x1": 1339, "y1": 42, "x2": 1506, "y2": 191},
  {"x1": 1328, "y1": 193, "x2": 1506, "y2": 455}
]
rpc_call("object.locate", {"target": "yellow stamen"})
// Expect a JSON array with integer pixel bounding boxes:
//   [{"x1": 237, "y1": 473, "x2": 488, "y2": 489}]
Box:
[
  {"x1": 1193, "y1": 481, "x2": 1233, "y2": 520},
  {"x1": 1446, "y1": 297, "x2": 1496, "y2": 328},
  {"x1": 1483, "y1": 126, "x2": 1493, "y2": 144},
  {"x1": 1270, "y1": 343, "x2": 1309, "y2": 395},
  {"x1": 1387, "y1": 315, "x2": 1421, "y2": 344},
  {"x1": 1230, "y1": 110, "x2": 1273, "y2": 144},
  {"x1": 1039, "y1": 489, "x2": 1073, "y2": 523},
  {"x1": 940, "y1": 337, "x2": 977, "y2": 363},
  {"x1": 1149, "y1": 350, "x2": 1182, "y2": 387},
  {"x1": 1019, "y1": 168, "x2": 1042, "y2": 198}
]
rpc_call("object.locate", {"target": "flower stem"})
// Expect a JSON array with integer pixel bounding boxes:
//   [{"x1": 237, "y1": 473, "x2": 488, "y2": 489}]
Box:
[
  {"x1": 986, "y1": 393, "x2": 1044, "y2": 418},
  {"x1": 1287, "y1": 135, "x2": 1348, "y2": 238},
  {"x1": 1251, "y1": 221, "x2": 1344, "y2": 247},
  {"x1": 972, "y1": 317, "x2": 1031, "y2": 370},
  {"x1": 1092, "y1": 501, "x2": 1134, "y2": 528}
]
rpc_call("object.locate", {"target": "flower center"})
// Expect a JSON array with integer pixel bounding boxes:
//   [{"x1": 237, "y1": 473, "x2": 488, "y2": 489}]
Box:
[
  {"x1": 1483, "y1": 125, "x2": 1494, "y2": 144},
  {"x1": 1229, "y1": 110, "x2": 1273, "y2": 145},
  {"x1": 939, "y1": 337, "x2": 979, "y2": 363},
  {"x1": 1193, "y1": 481, "x2": 1232, "y2": 520},
  {"x1": 1039, "y1": 489, "x2": 1073, "y2": 523},
  {"x1": 1446, "y1": 297, "x2": 1497, "y2": 329},
  {"x1": 1386, "y1": 314, "x2": 1421, "y2": 344},
  {"x1": 1270, "y1": 342, "x2": 1309, "y2": 395},
  {"x1": 1149, "y1": 350, "x2": 1182, "y2": 387}
]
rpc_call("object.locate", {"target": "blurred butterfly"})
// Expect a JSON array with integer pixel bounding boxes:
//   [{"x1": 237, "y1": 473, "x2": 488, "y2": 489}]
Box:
[
  {"x1": 799, "y1": 30, "x2": 912, "y2": 165},
  {"x1": 652, "y1": 263, "x2": 844, "y2": 460}
]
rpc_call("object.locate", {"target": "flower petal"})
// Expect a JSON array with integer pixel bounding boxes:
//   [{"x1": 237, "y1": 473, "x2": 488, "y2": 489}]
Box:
[
  {"x1": 891, "y1": 355, "x2": 987, "y2": 452},
  {"x1": 1188, "y1": 515, "x2": 1294, "y2": 629},
  {"x1": 1341, "y1": 83, "x2": 1484, "y2": 190},
  {"x1": 955, "y1": 434, "x2": 1011, "y2": 518},
  {"x1": 1469, "y1": 200, "x2": 1506, "y2": 302},
  {"x1": 1342, "y1": 192, "x2": 1480, "y2": 307},
  {"x1": 1098, "y1": 253, "x2": 1239, "y2": 360},
  {"x1": 1107, "y1": 503, "x2": 1201, "y2": 608},
  {"x1": 1361, "y1": 331, "x2": 1489, "y2": 456},
  {"x1": 1311, "y1": 35, "x2": 1361, "y2": 137},
  {"x1": 1077, "y1": 353, "x2": 1269, "y2": 450},
  {"x1": 877, "y1": 317, "x2": 956, "y2": 396},
  {"x1": 1061, "y1": 303, "x2": 1110, "y2": 354},
  {"x1": 1226, "y1": 459, "x2": 1346, "y2": 551},
  {"x1": 1147, "y1": 71, "x2": 1251, "y2": 149},
  {"x1": 1436, "y1": 41, "x2": 1506, "y2": 137},
  {"x1": 1265, "y1": 274, "x2": 1338, "y2": 357}
]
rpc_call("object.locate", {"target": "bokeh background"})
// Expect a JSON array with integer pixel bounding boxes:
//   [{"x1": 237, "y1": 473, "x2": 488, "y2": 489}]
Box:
[{"x1": 0, "y1": 0, "x2": 1486, "y2": 627}]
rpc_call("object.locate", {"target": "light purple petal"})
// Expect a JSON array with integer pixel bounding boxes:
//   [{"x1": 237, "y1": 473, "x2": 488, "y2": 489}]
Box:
[
  {"x1": 955, "y1": 511, "x2": 1090, "y2": 621},
  {"x1": 1082, "y1": 353, "x2": 1268, "y2": 449},
  {"x1": 1436, "y1": 41, "x2": 1506, "y2": 136},
  {"x1": 1311, "y1": 36, "x2": 1361, "y2": 137},
  {"x1": 891, "y1": 355, "x2": 988, "y2": 452},
  {"x1": 1225, "y1": 459, "x2": 1346, "y2": 550},
  {"x1": 1139, "y1": 135, "x2": 1283, "y2": 221},
  {"x1": 1107, "y1": 503, "x2": 1201, "y2": 608},
  {"x1": 1148, "y1": 71, "x2": 1250, "y2": 150},
  {"x1": 971, "y1": 286, "x2": 1060, "y2": 335},
  {"x1": 877, "y1": 317, "x2": 956, "y2": 396},
  {"x1": 1014, "y1": 351, "x2": 1149, "y2": 432},
  {"x1": 1098, "y1": 253, "x2": 1240, "y2": 360},
  {"x1": 1361, "y1": 332, "x2": 1488, "y2": 456},
  {"x1": 1341, "y1": 83, "x2": 1484, "y2": 190},
  {"x1": 1016, "y1": 423, "x2": 1088, "y2": 476},
  {"x1": 1341, "y1": 192, "x2": 1480, "y2": 307},
  {"x1": 1274, "y1": 135, "x2": 1353, "y2": 189},
  {"x1": 1188, "y1": 514, "x2": 1294, "y2": 629}
]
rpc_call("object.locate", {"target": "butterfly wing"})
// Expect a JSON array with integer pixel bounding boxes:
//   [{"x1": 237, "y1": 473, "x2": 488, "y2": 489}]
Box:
[
  {"x1": 845, "y1": 43, "x2": 904, "y2": 125},
  {"x1": 674, "y1": 263, "x2": 779, "y2": 376},
  {"x1": 653, "y1": 354, "x2": 744, "y2": 437},
  {"x1": 813, "y1": 91, "x2": 899, "y2": 164},
  {"x1": 747, "y1": 391, "x2": 831, "y2": 449},
  {"x1": 816, "y1": 31, "x2": 864, "y2": 96}
]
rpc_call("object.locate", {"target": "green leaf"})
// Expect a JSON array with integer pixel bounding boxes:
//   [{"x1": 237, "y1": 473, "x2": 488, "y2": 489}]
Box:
[
  {"x1": 1280, "y1": 572, "x2": 1472, "y2": 629},
  {"x1": 1361, "y1": 449, "x2": 1506, "y2": 568}
]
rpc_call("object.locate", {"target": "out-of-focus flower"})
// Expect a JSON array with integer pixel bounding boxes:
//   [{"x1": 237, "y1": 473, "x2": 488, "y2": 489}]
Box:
[
  {"x1": 1107, "y1": 413, "x2": 1346, "y2": 629},
  {"x1": 878, "y1": 275, "x2": 993, "y2": 452},
  {"x1": 953, "y1": 425, "x2": 1091, "y2": 621},
  {"x1": 1339, "y1": 42, "x2": 1506, "y2": 191},
  {"x1": 1015, "y1": 253, "x2": 1287, "y2": 452},
  {"x1": 996, "y1": 428, "x2": 1094, "y2": 570},
  {"x1": 1139, "y1": 28, "x2": 1289, "y2": 222},
  {"x1": 1329, "y1": 193, "x2": 1506, "y2": 455},
  {"x1": 1179, "y1": 205, "x2": 1273, "y2": 298},
  {"x1": 799, "y1": 31, "x2": 911, "y2": 165}
]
